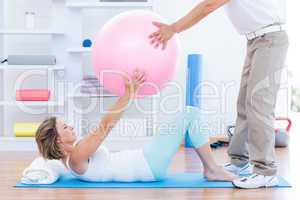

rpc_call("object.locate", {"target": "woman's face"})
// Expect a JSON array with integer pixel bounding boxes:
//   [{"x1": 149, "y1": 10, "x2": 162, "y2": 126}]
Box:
[{"x1": 56, "y1": 119, "x2": 77, "y2": 145}]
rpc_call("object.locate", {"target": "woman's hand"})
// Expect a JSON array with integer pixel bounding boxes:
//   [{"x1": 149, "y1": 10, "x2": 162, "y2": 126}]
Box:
[
  {"x1": 149, "y1": 22, "x2": 176, "y2": 50},
  {"x1": 123, "y1": 70, "x2": 146, "y2": 98}
]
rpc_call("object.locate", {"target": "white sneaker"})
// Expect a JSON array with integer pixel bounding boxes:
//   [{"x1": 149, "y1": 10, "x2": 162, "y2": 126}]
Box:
[
  {"x1": 224, "y1": 163, "x2": 253, "y2": 176},
  {"x1": 233, "y1": 173, "x2": 279, "y2": 189}
]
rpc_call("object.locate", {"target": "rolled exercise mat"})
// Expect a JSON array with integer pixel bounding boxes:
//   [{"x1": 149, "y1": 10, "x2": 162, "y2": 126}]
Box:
[
  {"x1": 7, "y1": 55, "x2": 56, "y2": 65},
  {"x1": 16, "y1": 89, "x2": 50, "y2": 101},
  {"x1": 14, "y1": 123, "x2": 40, "y2": 137},
  {"x1": 185, "y1": 54, "x2": 202, "y2": 147}
]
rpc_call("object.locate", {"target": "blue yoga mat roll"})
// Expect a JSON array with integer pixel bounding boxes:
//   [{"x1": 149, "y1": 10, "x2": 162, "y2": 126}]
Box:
[{"x1": 185, "y1": 54, "x2": 203, "y2": 147}]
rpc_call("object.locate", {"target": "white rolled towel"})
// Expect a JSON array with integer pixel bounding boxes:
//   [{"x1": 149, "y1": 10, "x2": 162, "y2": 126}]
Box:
[{"x1": 21, "y1": 157, "x2": 68, "y2": 184}]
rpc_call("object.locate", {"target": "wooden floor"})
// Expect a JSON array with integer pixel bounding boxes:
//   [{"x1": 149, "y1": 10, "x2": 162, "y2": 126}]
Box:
[
  {"x1": 1, "y1": 114, "x2": 300, "y2": 200},
  {"x1": 0, "y1": 147, "x2": 299, "y2": 200}
]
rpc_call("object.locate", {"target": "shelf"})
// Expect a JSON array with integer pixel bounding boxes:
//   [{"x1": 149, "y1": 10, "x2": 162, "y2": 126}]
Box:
[
  {"x1": 0, "y1": 136, "x2": 152, "y2": 151},
  {"x1": 68, "y1": 92, "x2": 118, "y2": 98},
  {"x1": 67, "y1": 47, "x2": 91, "y2": 53},
  {"x1": 0, "y1": 65, "x2": 64, "y2": 70},
  {"x1": 0, "y1": 101, "x2": 64, "y2": 107},
  {"x1": 0, "y1": 29, "x2": 64, "y2": 35},
  {"x1": 66, "y1": 2, "x2": 153, "y2": 8},
  {"x1": 0, "y1": 137, "x2": 37, "y2": 151},
  {"x1": 0, "y1": 137, "x2": 35, "y2": 142}
]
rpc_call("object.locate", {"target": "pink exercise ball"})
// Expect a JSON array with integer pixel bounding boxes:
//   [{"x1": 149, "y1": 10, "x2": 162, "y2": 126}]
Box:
[{"x1": 92, "y1": 10, "x2": 179, "y2": 97}]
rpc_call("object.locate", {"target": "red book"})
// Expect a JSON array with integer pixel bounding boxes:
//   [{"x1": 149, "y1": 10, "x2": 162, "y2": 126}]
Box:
[{"x1": 16, "y1": 89, "x2": 50, "y2": 101}]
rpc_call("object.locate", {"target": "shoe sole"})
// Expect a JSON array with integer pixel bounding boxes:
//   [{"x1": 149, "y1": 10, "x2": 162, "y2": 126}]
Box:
[{"x1": 232, "y1": 181, "x2": 278, "y2": 189}]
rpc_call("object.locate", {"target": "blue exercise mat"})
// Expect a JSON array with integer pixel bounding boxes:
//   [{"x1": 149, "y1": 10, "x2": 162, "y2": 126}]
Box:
[{"x1": 15, "y1": 173, "x2": 291, "y2": 188}]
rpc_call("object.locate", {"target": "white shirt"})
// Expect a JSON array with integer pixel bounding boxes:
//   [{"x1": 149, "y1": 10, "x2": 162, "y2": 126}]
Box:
[
  {"x1": 67, "y1": 145, "x2": 155, "y2": 182},
  {"x1": 225, "y1": 0, "x2": 286, "y2": 34}
]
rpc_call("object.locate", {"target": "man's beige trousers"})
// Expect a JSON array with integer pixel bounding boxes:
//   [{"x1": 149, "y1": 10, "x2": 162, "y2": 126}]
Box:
[{"x1": 228, "y1": 31, "x2": 289, "y2": 176}]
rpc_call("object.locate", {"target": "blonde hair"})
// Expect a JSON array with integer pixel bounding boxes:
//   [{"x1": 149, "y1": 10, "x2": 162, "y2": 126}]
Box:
[{"x1": 35, "y1": 117, "x2": 64, "y2": 160}]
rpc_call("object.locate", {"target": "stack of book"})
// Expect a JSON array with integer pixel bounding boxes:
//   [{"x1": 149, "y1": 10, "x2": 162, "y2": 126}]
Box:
[{"x1": 80, "y1": 75, "x2": 113, "y2": 96}]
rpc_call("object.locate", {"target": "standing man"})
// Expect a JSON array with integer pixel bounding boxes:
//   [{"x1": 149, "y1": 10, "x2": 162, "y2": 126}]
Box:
[{"x1": 150, "y1": 0, "x2": 288, "y2": 189}]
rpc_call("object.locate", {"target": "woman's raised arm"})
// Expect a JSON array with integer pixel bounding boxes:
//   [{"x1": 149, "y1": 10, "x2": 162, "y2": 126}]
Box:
[{"x1": 69, "y1": 70, "x2": 146, "y2": 174}]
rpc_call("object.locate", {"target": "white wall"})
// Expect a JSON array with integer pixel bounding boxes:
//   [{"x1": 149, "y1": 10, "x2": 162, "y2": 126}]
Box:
[
  {"x1": 156, "y1": 0, "x2": 290, "y2": 134},
  {"x1": 0, "y1": 0, "x2": 3, "y2": 57},
  {"x1": 0, "y1": 0, "x2": 3, "y2": 136},
  {"x1": 287, "y1": 1, "x2": 300, "y2": 87},
  {"x1": 155, "y1": 0, "x2": 246, "y2": 134}
]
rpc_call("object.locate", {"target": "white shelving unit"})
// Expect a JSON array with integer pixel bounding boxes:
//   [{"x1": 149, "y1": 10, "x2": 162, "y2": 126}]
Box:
[
  {"x1": 0, "y1": 65, "x2": 64, "y2": 70},
  {"x1": 0, "y1": 0, "x2": 157, "y2": 151},
  {"x1": 68, "y1": 92, "x2": 117, "y2": 98},
  {"x1": 67, "y1": 47, "x2": 91, "y2": 53},
  {"x1": 66, "y1": 1, "x2": 153, "y2": 8},
  {"x1": 0, "y1": 29, "x2": 64, "y2": 35},
  {"x1": 0, "y1": 101, "x2": 64, "y2": 107},
  {"x1": 0, "y1": 0, "x2": 67, "y2": 149}
]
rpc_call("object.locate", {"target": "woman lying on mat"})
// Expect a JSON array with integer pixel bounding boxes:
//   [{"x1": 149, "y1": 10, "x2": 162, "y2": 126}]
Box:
[{"x1": 35, "y1": 70, "x2": 237, "y2": 182}]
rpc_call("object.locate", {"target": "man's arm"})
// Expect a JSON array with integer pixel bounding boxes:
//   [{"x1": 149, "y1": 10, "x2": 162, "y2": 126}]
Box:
[
  {"x1": 150, "y1": 0, "x2": 230, "y2": 49},
  {"x1": 171, "y1": 0, "x2": 229, "y2": 33}
]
